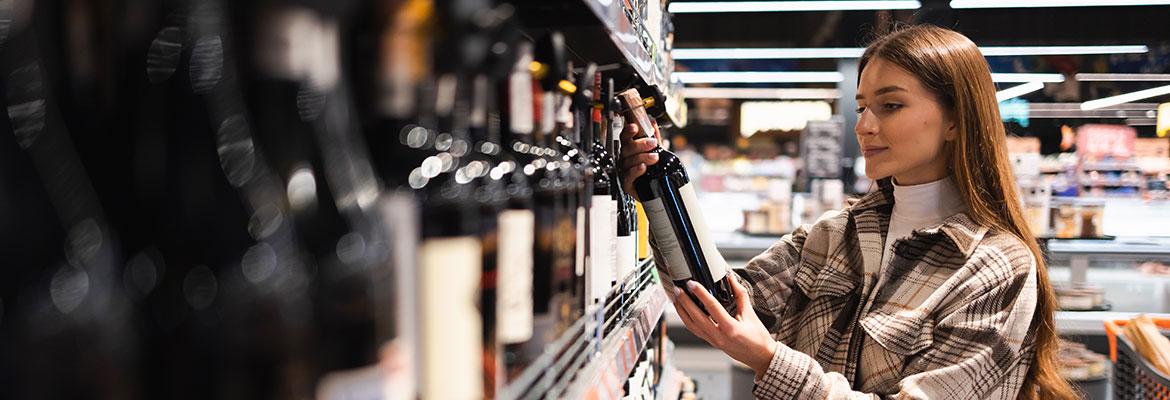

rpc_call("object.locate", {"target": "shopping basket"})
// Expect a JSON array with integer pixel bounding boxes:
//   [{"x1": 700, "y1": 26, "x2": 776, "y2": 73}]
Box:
[{"x1": 1105, "y1": 319, "x2": 1170, "y2": 400}]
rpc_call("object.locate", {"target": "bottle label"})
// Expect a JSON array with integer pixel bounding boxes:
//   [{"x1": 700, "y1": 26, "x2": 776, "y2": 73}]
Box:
[
  {"x1": 676, "y1": 183, "x2": 729, "y2": 282},
  {"x1": 497, "y1": 210, "x2": 535, "y2": 344},
  {"x1": 420, "y1": 237, "x2": 483, "y2": 399},
  {"x1": 315, "y1": 364, "x2": 391, "y2": 400},
  {"x1": 608, "y1": 199, "x2": 620, "y2": 283},
  {"x1": 616, "y1": 235, "x2": 636, "y2": 282},
  {"x1": 642, "y1": 197, "x2": 691, "y2": 280},
  {"x1": 640, "y1": 182, "x2": 728, "y2": 282},
  {"x1": 575, "y1": 206, "x2": 586, "y2": 277},
  {"x1": 509, "y1": 52, "x2": 534, "y2": 135},
  {"x1": 589, "y1": 196, "x2": 614, "y2": 303}
]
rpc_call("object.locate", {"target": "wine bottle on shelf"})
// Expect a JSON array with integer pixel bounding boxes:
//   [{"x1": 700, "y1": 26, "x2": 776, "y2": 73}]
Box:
[
  {"x1": 413, "y1": 67, "x2": 485, "y2": 399},
  {"x1": 496, "y1": 39, "x2": 540, "y2": 383},
  {"x1": 533, "y1": 31, "x2": 584, "y2": 335},
  {"x1": 588, "y1": 71, "x2": 618, "y2": 307},
  {"x1": 603, "y1": 79, "x2": 639, "y2": 283},
  {"x1": 619, "y1": 88, "x2": 737, "y2": 316}
]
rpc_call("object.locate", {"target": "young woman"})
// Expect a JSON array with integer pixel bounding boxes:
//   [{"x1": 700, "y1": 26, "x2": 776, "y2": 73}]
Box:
[{"x1": 619, "y1": 25, "x2": 1075, "y2": 399}]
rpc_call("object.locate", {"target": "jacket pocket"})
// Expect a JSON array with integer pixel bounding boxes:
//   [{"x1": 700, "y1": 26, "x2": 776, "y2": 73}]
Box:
[{"x1": 859, "y1": 307, "x2": 934, "y2": 356}]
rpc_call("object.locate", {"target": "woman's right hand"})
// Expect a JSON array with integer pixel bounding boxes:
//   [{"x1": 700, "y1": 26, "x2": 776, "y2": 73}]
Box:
[{"x1": 618, "y1": 121, "x2": 662, "y2": 201}]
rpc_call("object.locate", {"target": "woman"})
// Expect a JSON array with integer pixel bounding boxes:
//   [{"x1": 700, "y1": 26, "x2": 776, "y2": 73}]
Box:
[{"x1": 619, "y1": 25, "x2": 1075, "y2": 399}]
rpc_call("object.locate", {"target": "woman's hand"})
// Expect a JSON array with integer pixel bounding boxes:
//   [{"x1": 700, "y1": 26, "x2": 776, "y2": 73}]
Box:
[
  {"x1": 617, "y1": 121, "x2": 662, "y2": 202},
  {"x1": 672, "y1": 277, "x2": 778, "y2": 379}
]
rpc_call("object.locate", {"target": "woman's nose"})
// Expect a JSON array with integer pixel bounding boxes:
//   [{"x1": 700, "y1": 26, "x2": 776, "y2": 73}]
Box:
[{"x1": 855, "y1": 108, "x2": 878, "y2": 136}]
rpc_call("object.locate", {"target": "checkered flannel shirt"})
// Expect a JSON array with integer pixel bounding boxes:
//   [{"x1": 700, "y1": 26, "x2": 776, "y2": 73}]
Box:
[{"x1": 656, "y1": 178, "x2": 1039, "y2": 399}]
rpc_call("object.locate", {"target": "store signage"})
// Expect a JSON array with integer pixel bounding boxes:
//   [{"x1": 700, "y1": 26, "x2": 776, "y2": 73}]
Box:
[
  {"x1": 1158, "y1": 102, "x2": 1170, "y2": 138},
  {"x1": 802, "y1": 117, "x2": 844, "y2": 179},
  {"x1": 740, "y1": 101, "x2": 832, "y2": 136},
  {"x1": 999, "y1": 98, "x2": 1030, "y2": 128},
  {"x1": 1077, "y1": 124, "x2": 1136, "y2": 159}
]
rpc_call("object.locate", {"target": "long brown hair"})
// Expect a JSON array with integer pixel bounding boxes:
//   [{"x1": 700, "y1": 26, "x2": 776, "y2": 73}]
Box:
[{"x1": 859, "y1": 25, "x2": 1075, "y2": 400}]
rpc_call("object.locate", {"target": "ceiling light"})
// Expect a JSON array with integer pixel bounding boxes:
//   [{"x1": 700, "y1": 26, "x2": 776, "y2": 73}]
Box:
[
  {"x1": 685, "y1": 87, "x2": 843, "y2": 99},
  {"x1": 668, "y1": 1, "x2": 920, "y2": 13},
  {"x1": 673, "y1": 45, "x2": 1146, "y2": 60},
  {"x1": 996, "y1": 81, "x2": 1045, "y2": 102},
  {"x1": 674, "y1": 71, "x2": 845, "y2": 84},
  {"x1": 1075, "y1": 73, "x2": 1170, "y2": 81},
  {"x1": 951, "y1": 0, "x2": 1170, "y2": 8},
  {"x1": 673, "y1": 48, "x2": 864, "y2": 59},
  {"x1": 979, "y1": 45, "x2": 1148, "y2": 56},
  {"x1": 991, "y1": 73, "x2": 1064, "y2": 83},
  {"x1": 1081, "y1": 83, "x2": 1170, "y2": 110}
]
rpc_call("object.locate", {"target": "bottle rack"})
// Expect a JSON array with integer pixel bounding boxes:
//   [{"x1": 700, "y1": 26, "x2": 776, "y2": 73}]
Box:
[
  {"x1": 499, "y1": 258, "x2": 669, "y2": 400},
  {"x1": 577, "y1": 0, "x2": 687, "y2": 129}
]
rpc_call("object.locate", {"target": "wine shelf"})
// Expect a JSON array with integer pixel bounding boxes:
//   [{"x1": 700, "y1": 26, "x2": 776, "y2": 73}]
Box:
[
  {"x1": 578, "y1": 0, "x2": 687, "y2": 129},
  {"x1": 499, "y1": 258, "x2": 669, "y2": 400}
]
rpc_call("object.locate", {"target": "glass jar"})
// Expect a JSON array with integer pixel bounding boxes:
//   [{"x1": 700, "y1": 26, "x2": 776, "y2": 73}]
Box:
[
  {"x1": 1079, "y1": 201, "x2": 1105, "y2": 238},
  {"x1": 1053, "y1": 199, "x2": 1081, "y2": 239}
]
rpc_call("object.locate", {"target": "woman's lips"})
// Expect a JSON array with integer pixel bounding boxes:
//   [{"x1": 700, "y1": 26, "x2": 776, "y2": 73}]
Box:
[{"x1": 862, "y1": 147, "x2": 887, "y2": 157}]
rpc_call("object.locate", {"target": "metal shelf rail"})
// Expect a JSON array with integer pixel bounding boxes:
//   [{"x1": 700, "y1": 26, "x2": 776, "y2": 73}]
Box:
[{"x1": 499, "y1": 259, "x2": 669, "y2": 400}]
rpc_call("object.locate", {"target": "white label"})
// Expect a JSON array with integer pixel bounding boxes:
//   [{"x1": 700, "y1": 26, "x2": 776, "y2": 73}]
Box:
[
  {"x1": 576, "y1": 206, "x2": 586, "y2": 277},
  {"x1": 509, "y1": 51, "x2": 534, "y2": 135},
  {"x1": 643, "y1": 197, "x2": 691, "y2": 280},
  {"x1": 589, "y1": 197, "x2": 614, "y2": 303},
  {"x1": 678, "y1": 183, "x2": 730, "y2": 282},
  {"x1": 497, "y1": 210, "x2": 534, "y2": 343},
  {"x1": 540, "y1": 92, "x2": 555, "y2": 135},
  {"x1": 608, "y1": 199, "x2": 620, "y2": 284},
  {"x1": 316, "y1": 364, "x2": 390, "y2": 400},
  {"x1": 641, "y1": 182, "x2": 729, "y2": 282},
  {"x1": 420, "y1": 237, "x2": 482, "y2": 399},
  {"x1": 616, "y1": 235, "x2": 636, "y2": 282}
]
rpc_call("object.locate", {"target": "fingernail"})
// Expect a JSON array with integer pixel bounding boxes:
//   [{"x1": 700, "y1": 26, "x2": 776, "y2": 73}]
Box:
[
  {"x1": 646, "y1": 138, "x2": 658, "y2": 147},
  {"x1": 649, "y1": 153, "x2": 659, "y2": 159},
  {"x1": 687, "y1": 281, "x2": 699, "y2": 291},
  {"x1": 672, "y1": 287, "x2": 682, "y2": 298}
]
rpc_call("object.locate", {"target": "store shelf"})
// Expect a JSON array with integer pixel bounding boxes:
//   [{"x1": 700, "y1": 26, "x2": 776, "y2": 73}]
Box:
[
  {"x1": 1056, "y1": 311, "x2": 1170, "y2": 336},
  {"x1": 1046, "y1": 237, "x2": 1170, "y2": 259},
  {"x1": 578, "y1": 0, "x2": 686, "y2": 128},
  {"x1": 499, "y1": 258, "x2": 668, "y2": 400},
  {"x1": 714, "y1": 230, "x2": 785, "y2": 260}
]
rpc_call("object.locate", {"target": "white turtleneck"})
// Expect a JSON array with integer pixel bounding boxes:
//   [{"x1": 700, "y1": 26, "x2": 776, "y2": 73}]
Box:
[{"x1": 881, "y1": 176, "x2": 967, "y2": 268}]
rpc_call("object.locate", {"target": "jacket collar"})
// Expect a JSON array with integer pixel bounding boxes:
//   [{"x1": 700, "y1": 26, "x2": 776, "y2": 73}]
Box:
[{"x1": 850, "y1": 177, "x2": 989, "y2": 258}]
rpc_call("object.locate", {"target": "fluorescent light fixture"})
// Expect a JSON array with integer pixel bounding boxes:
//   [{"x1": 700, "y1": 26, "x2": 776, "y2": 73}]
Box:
[
  {"x1": 996, "y1": 81, "x2": 1045, "y2": 102},
  {"x1": 1075, "y1": 73, "x2": 1170, "y2": 81},
  {"x1": 673, "y1": 48, "x2": 864, "y2": 59},
  {"x1": 668, "y1": 0, "x2": 920, "y2": 13},
  {"x1": 991, "y1": 73, "x2": 1064, "y2": 83},
  {"x1": 979, "y1": 45, "x2": 1148, "y2": 56},
  {"x1": 673, "y1": 45, "x2": 1146, "y2": 60},
  {"x1": 674, "y1": 71, "x2": 845, "y2": 84},
  {"x1": 685, "y1": 87, "x2": 843, "y2": 99},
  {"x1": 952, "y1": 0, "x2": 1170, "y2": 8},
  {"x1": 1081, "y1": 83, "x2": 1170, "y2": 110},
  {"x1": 675, "y1": 71, "x2": 1056, "y2": 84}
]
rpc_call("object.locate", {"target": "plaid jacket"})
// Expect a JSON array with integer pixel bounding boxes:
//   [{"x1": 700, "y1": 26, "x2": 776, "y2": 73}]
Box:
[{"x1": 658, "y1": 178, "x2": 1038, "y2": 399}]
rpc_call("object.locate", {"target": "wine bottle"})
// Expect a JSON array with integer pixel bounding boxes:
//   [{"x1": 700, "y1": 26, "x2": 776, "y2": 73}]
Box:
[
  {"x1": 588, "y1": 71, "x2": 618, "y2": 306},
  {"x1": 497, "y1": 39, "x2": 540, "y2": 382},
  {"x1": 619, "y1": 88, "x2": 736, "y2": 316}
]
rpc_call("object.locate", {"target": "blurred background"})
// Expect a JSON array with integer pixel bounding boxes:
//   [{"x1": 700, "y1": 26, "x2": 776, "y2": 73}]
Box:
[{"x1": 1, "y1": 0, "x2": 1169, "y2": 399}]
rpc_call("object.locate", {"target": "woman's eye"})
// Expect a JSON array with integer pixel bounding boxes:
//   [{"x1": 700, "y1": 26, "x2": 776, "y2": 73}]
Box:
[
  {"x1": 855, "y1": 106, "x2": 866, "y2": 114},
  {"x1": 883, "y1": 103, "x2": 902, "y2": 111}
]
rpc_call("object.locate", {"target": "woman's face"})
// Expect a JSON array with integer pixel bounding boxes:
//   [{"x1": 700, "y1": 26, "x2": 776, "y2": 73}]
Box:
[{"x1": 855, "y1": 58, "x2": 956, "y2": 186}]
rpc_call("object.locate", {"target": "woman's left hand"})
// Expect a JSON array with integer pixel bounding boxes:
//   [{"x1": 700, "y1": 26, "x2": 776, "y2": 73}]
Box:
[{"x1": 672, "y1": 277, "x2": 778, "y2": 379}]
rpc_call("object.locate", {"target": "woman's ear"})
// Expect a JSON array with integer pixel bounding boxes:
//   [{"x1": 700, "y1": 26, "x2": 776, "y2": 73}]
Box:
[{"x1": 943, "y1": 114, "x2": 958, "y2": 141}]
